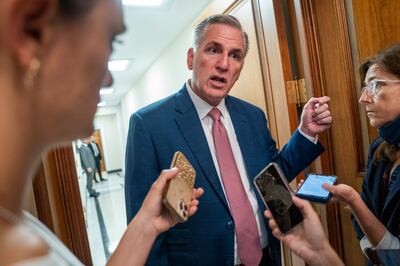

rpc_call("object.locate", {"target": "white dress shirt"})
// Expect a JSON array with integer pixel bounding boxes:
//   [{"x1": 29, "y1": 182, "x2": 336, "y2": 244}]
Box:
[
  {"x1": 90, "y1": 142, "x2": 100, "y2": 157},
  {"x1": 186, "y1": 81, "x2": 268, "y2": 265}
]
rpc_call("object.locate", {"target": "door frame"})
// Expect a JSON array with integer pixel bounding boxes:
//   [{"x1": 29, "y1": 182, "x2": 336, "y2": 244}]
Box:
[{"x1": 33, "y1": 146, "x2": 93, "y2": 266}]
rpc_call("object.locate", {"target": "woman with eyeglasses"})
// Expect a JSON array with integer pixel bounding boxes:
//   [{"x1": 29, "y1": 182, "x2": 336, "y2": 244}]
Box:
[
  {"x1": 322, "y1": 43, "x2": 400, "y2": 265},
  {"x1": 265, "y1": 43, "x2": 400, "y2": 266}
]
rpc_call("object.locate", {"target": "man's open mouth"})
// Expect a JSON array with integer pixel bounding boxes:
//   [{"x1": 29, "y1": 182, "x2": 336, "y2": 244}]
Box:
[{"x1": 210, "y1": 76, "x2": 227, "y2": 83}]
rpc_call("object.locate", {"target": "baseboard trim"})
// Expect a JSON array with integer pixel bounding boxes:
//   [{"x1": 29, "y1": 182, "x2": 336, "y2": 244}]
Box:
[{"x1": 106, "y1": 169, "x2": 122, "y2": 174}]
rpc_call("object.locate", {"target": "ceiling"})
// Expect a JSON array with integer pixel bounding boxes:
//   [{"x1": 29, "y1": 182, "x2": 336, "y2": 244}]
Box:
[{"x1": 101, "y1": 0, "x2": 213, "y2": 107}]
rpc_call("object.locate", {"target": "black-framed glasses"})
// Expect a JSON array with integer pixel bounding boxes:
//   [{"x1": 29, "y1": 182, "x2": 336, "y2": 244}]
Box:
[{"x1": 361, "y1": 79, "x2": 400, "y2": 97}]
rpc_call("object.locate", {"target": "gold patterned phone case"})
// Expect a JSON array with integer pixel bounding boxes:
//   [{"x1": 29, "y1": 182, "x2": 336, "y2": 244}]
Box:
[{"x1": 163, "y1": 151, "x2": 196, "y2": 222}]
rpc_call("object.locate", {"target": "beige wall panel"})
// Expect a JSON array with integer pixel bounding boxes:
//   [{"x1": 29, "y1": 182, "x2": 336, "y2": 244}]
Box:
[{"x1": 229, "y1": 1, "x2": 268, "y2": 117}]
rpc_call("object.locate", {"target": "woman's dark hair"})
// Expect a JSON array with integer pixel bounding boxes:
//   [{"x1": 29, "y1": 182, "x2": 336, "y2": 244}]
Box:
[
  {"x1": 58, "y1": 0, "x2": 95, "y2": 17},
  {"x1": 359, "y1": 43, "x2": 400, "y2": 83},
  {"x1": 360, "y1": 43, "x2": 400, "y2": 163}
]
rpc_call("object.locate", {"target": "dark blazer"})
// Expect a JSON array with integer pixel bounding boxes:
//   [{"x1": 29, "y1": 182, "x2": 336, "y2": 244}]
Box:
[
  {"x1": 89, "y1": 142, "x2": 102, "y2": 161},
  {"x1": 125, "y1": 84, "x2": 324, "y2": 266},
  {"x1": 353, "y1": 138, "x2": 400, "y2": 265}
]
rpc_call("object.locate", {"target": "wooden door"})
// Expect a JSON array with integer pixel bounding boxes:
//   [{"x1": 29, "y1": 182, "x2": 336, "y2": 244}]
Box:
[
  {"x1": 32, "y1": 146, "x2": 93, "y2": 265},
  {"x1": 351, "y1": 0, "x2": 400, "y2": 143},
  {"x1": 227, "y1": 0, "x2": 297, "y2": 150},
  {"x1": 92, "y1": 129, "x2": 106, "y2": 172},
  {"x1": 226, "y1": 0, "x2": 316, "y2": 265},
  {"x1": 294, "y1": 0, "x2": 364, "y2": 264},
  {"x1": 288, "y1": 0, "x2": 400, "y2": 265}
]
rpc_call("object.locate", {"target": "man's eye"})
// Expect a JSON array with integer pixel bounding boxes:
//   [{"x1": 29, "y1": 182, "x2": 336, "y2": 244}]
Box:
[
  {"x1": 207, "y1": 47, "x2": 218, "y2": 54},
  {"x1": 230, "y1": 53, "x2": 242, "y2": 61}
]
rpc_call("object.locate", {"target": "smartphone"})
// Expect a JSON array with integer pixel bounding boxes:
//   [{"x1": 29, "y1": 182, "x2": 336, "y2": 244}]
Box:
[
  {"x1": 163, "y1": 151, "x2": 196, "y2": 222},
  {"x1": 296, "y1": 174, "x2": 337, "y2": 203},
  {"x1": 253, "y1": 162, "x2": 303, "y2": 233}
]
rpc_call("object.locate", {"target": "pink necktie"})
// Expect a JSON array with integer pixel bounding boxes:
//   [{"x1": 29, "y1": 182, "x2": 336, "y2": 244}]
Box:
[{"x1": 209, "y1": 108, "x2": 262, "y2": 266}]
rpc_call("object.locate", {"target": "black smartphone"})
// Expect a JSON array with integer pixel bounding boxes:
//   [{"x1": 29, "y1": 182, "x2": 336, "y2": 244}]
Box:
[
  {"x1": 296, "y1": 174, "x2": 337, "y2": 203},
  {"x1": 253, "y1": 162, "x2": 303, "y2": 233}
]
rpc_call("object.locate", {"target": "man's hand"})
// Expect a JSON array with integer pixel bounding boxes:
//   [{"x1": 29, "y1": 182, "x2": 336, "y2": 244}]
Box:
[{"x1": 299, "y1": 96, "x2": 332, "y2": 138}]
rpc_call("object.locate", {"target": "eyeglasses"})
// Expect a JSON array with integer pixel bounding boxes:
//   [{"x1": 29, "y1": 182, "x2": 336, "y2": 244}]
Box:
[{"x1": 361, "y1": 79, "x2": 400, "y2": 97}]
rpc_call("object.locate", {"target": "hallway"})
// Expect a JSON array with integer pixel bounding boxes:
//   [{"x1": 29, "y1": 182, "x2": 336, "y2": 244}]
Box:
[{"x1": 85, "y1": 172, "x2": 127, "y2": 266}]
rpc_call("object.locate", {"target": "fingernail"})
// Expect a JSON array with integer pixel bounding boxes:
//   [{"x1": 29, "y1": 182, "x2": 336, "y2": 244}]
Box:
[{"x1": 163, "y1": 167, "x2": 178, "y2": 173}]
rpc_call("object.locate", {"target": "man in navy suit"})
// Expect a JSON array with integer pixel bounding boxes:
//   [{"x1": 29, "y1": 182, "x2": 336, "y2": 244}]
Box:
[{"x1": 125, "y1": 14, "x2": 332, "y2": 266}]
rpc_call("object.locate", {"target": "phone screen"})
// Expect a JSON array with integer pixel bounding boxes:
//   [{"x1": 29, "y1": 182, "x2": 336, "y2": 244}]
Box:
[
  {"x1": 254, "y1": 163, "x2": 303, "y2": 233},
  {"x1": 296, "y1": 174, "x2": 337, "y2": 203}
]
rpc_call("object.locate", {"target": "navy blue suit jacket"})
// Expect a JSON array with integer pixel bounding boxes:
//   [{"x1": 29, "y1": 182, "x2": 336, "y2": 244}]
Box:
[
  {"x1": 352, "y1": 138, "x2": 400, "y2": 265},
  {"x1": 125, "y1": 84, "x2": 324, "y2": 266}
]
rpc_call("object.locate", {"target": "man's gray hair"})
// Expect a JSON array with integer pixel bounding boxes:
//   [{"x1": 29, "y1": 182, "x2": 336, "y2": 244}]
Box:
[{"x1": 193, "y1": 14, "x2": 249, "y2": 57}]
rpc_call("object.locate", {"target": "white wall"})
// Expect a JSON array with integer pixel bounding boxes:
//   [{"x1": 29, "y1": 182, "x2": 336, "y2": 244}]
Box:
[
  {"x1": 94, "y1": 106, "x2": 125, "y2": 172},
  {"x1": 120, "y1": 27, "x2": 192, "y2": 137},
  {"x1": 120, "y1": 0, "x2": 236, "y2": 149},
  {"x1": 119, "y1": 25, "x2": 193, "y2": 161}
]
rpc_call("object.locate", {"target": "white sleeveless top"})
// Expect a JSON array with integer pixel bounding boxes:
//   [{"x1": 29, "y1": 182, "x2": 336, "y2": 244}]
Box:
[{"x1": 10, "y1": 212, "x2": 85, "y2": 266}]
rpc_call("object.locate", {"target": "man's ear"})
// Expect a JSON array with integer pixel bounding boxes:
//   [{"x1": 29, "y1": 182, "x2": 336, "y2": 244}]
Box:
[
  {"x1": 187, "y1": 47, "x2": 194, "y2": 70},
  {"x1": 1, "y1": 0, "x2": 58, "y2": 68}
]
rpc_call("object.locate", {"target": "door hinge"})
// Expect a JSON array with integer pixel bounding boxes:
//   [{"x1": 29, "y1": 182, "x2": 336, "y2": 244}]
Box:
[{"x1": 286, "y1": 78, "x2": 307, "y2": 107}]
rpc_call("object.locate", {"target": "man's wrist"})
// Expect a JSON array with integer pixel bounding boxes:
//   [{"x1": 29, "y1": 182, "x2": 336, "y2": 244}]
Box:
[{"x1": 298, "y1": 127, "x2": 318, "y2": 144}]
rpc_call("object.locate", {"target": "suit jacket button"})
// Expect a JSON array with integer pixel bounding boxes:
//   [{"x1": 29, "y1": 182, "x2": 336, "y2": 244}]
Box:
[{"x1": 227, "y1": 221, "x2": 234, "y2": 229}]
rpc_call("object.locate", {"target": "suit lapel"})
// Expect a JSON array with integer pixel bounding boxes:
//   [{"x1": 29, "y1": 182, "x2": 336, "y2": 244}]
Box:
[
  {"x1": 174, "y1": 86, "x2": 229, "y2": 211},
  {"x1": 382, "y1": 166, "x2": 400, "y2": 217},
  {"x1": 226, "y1": 97, "x2": 254, "y2": 179},
  {"x1": 226, "y1": 97, "x2": 267, "y2": 211}
]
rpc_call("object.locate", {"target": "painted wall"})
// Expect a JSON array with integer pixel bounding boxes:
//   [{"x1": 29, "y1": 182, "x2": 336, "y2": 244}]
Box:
[
  {"x1": 94, "y1": 106, "x2": 125, "y2": 172},
  {"x1": 120, "y1": 0, "x2": 236, "y2": 156},
  {"x1": 120, "y1": 26, "x2": 192, "y2": 139}
]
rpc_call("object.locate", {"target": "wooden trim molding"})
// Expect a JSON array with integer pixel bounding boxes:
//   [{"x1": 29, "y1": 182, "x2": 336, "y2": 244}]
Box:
[
  {"x1": 299, "y1": 0, "x2": 344, "y2": 259},
  {"x1": 272, "y1": 0, "x2": 301, "y2": 133},
  {"x1": 333, "y1": 0, "x2": 365, "y2": 173},
  {"x1": 223, "y1": 0, "x2": 245, "y2": 14},
  {"x1": 299, "y1": 0, "x2": 369, "y2": 264},
  {"x1": 32, "y1": 162, "x2": 55, "y2": 232},
  {"x1": 250, "y1": 0, "x2": 279, "y2": 142},
  {"x1": 299, "y1": 0, "x2": 336, "y2": 174},
  {"x1": 39, "y1": 145, "x2": 93, "y2": 266}
]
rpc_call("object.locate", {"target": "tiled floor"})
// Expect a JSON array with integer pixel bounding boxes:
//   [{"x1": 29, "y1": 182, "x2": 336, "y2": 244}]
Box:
[{"x1": 84, "y1": 172, "x2": 127, "y2": 266}]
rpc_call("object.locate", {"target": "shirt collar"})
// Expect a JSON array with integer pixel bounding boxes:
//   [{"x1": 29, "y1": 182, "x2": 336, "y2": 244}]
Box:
[{"x1": 185, "y1": 80, "x2": 227, "y2": 120}]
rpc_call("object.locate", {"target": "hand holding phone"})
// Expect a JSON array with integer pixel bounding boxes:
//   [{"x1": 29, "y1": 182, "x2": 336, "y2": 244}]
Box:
[
  {"x1": 253, "y1": 162, "x2": 303, "y2": 233},
  {"x1": 296, "y1": 174, "x2": 337, "y2": 203},
  {"x1": 163, "y1": 151, "x2": 196, "y2": 222}
]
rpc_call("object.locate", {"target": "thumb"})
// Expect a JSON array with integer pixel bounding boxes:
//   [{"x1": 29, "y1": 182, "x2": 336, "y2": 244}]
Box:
[
  {"x1": 304, "y1": 97, "x2": 320, "y2": 110},
  {"x1": 152, "y1": 167, "x2": 179, "y2": 193},
  {"x1": 292, "y1": 195, "x2": 311, "y2": 213},
  {"x1": 292, "y1": 195, "x2": 318, "y2": 220},
  {"x1": 322, "y1": 183, "x2": 334, "y2": 192}
]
